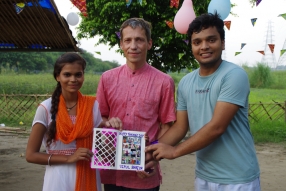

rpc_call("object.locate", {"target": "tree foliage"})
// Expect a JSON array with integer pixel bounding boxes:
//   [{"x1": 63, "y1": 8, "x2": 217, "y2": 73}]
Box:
[
  {"x1": 77, "y1": 0, "x2": 256, "y2": 72},
  {"x1": 0, "y1": 50, "x2": 119, "y2": 74},
  {"x1": 77, "y1": 0, "x2": 215, "y2": 72}
]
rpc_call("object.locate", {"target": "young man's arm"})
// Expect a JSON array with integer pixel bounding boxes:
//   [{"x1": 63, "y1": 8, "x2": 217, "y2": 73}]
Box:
[
  {"x1": 158, "y1": 110, "x2": 189, "y2": 146},
  {"x1": 157, "y1": 122, "x2": 173, "y2": 139},
  {"x1": 146, "y1": 102, "x2": 239, "y2": 160}
]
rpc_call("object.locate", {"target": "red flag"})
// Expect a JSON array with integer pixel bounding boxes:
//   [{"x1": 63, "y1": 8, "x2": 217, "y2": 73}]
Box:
[
  {"x1": 170, "y1": 0, "x2": 179, "y2": 8},
  {"x1": 165, "y1": 21, "x2": 174, "y2": 29},
  {"x1": 224, "y1": 21, "x2": 231, "y2": 30},
  {"x1": 70, "y1": 0, "x2": 87, "y2": 17},
  {"x1": 257, "y1": 51, "x2": 265, "y2": 55},
  {"x1": 268, "y1": 44, "x2": 275, "y2": 53}
]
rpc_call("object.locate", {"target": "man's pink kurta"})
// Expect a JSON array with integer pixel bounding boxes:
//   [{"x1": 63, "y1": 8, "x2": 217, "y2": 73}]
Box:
[{"x1": 96, "y1": 63, "x2": 176, "y2": 189}]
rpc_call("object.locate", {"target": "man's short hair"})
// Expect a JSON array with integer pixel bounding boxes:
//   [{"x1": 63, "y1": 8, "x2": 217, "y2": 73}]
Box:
[
  {"x1": 187, "y1": 12, "x2": 225, "y2": 41},
  {"x1": 120, "y1": 18, "x2": 152, "y2": 41}
]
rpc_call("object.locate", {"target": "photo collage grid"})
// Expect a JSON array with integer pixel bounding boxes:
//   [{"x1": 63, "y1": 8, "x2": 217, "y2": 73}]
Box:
[{"x1": 121, "y1": 136, "x2": 142, "y2": 165}]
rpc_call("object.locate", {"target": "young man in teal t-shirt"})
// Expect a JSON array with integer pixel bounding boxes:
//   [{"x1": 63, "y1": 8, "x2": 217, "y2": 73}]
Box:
[{"x1": 146, "y1": 12, "x2": 260, "y2": 191}]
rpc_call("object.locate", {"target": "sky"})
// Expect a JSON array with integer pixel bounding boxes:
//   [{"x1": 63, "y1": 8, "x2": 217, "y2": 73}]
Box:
[{"x1": 54, "y1": 0, "x2": 286, "y2": 67}]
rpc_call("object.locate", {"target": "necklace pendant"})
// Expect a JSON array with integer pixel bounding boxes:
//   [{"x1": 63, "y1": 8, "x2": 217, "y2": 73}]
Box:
[{"x1": 66, "y1": 102, "x2": 77, "y2": 112}]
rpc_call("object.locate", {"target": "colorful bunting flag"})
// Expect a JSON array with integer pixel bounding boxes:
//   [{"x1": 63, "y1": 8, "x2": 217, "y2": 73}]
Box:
[
  {"x1": 138, "y1": 0, "x2": 142, "y2": 5},
  {"x1": 224, "y1": 21, "x2": 231, "y2": 30},
  {"x1": 155, "y1": 53, "x2": 162, "y2": 58},
  {"x1": 95, "y1": 51, "x2": 101, "y2": 55},
  {"x1": 256, "y1": 0, "x2": 262, "y2": 6},
  {"x1": 268, "y1": 44, "x2": 275, "y2": 53},
  {"x1": 159, "y1": 37, "x2": 165, "y2": 43},
  {"x1": 241, "y1": 43, "x2": 246, "y2": 50},
  {"x1": 14, "y1": 3, "x2": 25, "y2": 14},
  {"x1": 91, "y1": 29, "x2": 96, "y2": 36},
  {"x1": 179, "y1": 53, "x2": 184, "y2": 60},
  {"x1": 257, "y1": 51, "x2": 265, "y2": 55},
  {"x1": 70, "y1": 0, "x2": 87, "y2": 17},
  {"x1": 280, "y1": 49, "x2": 286, "y2": 56},
  {"x1": 183, "y1": 39, "x2": 189, "y2": 45},
  {"x1": 170, "y1": 0, "x2": 179, "y2": 8},
  {"x1": 251, "y1": 18, "x2": 257, "y2": 26},
  {"x1": 278, "y1": 13, "x2": 286, "y2": 20},
  {"x1": 115, "y1": 32, "x2": 121, "y2": 39},
  {"x1": 126, "y1": 0, "x2": 132, "y2": 7},
  {"x1": 165, "y1": 21, "x2": 174, "y2": 29},
  {"x1": 235, "y1": 52, "x2": 241, "y2": 56}
]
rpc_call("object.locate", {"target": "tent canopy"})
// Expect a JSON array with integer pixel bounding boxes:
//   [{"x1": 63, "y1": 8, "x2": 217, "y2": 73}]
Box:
[{"x1": 0, "y1": 0, "x2": 79, "y2": 52}]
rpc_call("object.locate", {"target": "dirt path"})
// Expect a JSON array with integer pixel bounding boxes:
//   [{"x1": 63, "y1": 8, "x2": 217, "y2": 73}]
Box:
[{"x1": 0, "y1": 133, "x2": 285, "y2": 191}]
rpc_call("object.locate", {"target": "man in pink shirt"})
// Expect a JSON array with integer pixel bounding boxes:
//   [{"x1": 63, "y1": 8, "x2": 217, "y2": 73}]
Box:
[{"x1": 96, "y1": 18, "x2": 176, "y2": 191}]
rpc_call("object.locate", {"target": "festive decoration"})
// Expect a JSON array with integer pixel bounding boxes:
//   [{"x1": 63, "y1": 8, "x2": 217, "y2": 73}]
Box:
[
  {"x1": 257, "y1": 51, "x2": 265, "y2": 55},
  {"x1": 235, "y1": 52, "x2": 241, "y2": 56},
  {"x1": 179, "y1": 53, "x2": 184, "y2": 60},
  {"x1": 95, "y1": 51, "x2": 101, "y2": 55},
  {"x1": 174, "y1": 0, "x2": 196, "y2": 34},
  {"x1": 278, "y1": 13, "x2": 286, "y2": 20},
  {"x1": 67, "y1": 12, "x2": 79, "y2": 26},
  {"x1": 155, "y1": 53, "x2": 162, "y2": 58},
  {"x1": 165, "y1": 21, "x2": 174, "y2": 28},
  {"x1": 70, "y1": 0, "x2": 87, "y2": 17},
  {"x1": 126, "y1": 0, "x2": 132, "y2": 7},
  {"x1": 159, "y1": 37, "x2": 165, "y2": 43},
  {"x1": 241, "y1": 43, "x2": 246, "y2": 50},
  {"x1": 280, "y1": 49, "x2": 286, "y2": 56},
  {"x1": 183, "y1": 39, "x2": 189, "y2": 45},
  {"x1": 256, "y1": 0, "x2": 262, "y2": 6},
  {"x1": 170, "y1": 0, "x2": 180, "y2": 8},
  {"x1": 115, "y1": 32, "x2": 121, "y2": 39},
  {"x1": 126, "y1": 0, "x2": 142, "y2": 7},
  {"x1": 268, "y1": 44, "x2": 275, "y2": 53},
  {"x1": 14, "y1": 3, "x2": 25, "y2": 14},
  {"x1": 224, "y1": 21, "x2": 231, "y2": 30},
  {"x1": 251, "y1": 18, "x2": 257, "y2": 26},
  {"x1": 208, "y1": 0, "x2": 231, "y2": 20}
]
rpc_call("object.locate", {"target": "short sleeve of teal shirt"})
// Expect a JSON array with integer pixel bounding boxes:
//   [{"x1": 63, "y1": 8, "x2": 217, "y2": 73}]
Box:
[{"x1": 218, "y1": 67, "x2": 249, "y2": 108}]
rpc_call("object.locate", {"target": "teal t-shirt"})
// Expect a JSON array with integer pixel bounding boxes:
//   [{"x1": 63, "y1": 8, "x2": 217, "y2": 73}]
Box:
[{"x1": 177, "y1": 60, "x2": 260, "y2": 184}]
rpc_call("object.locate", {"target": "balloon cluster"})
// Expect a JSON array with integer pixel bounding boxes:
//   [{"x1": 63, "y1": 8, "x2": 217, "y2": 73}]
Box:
[{"x1": 173, "y1": 0, "x2": 231, "y2": 34}]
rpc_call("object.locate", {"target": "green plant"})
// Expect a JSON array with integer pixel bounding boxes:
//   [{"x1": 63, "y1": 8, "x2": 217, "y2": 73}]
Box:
[
  {"x1": 250, "y1": 121, "x2": 286, "y2": 143},
  {"x1": 249, "y1": 63, "x2": 273, "y2": 88}
]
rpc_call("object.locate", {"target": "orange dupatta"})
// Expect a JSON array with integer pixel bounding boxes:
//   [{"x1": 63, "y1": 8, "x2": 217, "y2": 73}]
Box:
[{"x1": 56, "y1": 91, "x2": 97, "y2": 191}]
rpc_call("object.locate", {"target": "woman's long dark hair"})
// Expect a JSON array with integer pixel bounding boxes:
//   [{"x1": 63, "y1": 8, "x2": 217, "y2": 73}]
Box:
[{"x1": 46, "y1": 52, "x2": 86, "y2": 147}]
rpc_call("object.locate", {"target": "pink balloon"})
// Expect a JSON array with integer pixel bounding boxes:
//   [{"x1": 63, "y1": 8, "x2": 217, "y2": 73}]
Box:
[{"x1": 174, "y1": 0, "x2": 196, "y2": 34}]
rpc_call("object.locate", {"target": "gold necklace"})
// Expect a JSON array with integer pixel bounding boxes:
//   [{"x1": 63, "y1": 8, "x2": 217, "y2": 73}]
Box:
[{"x1": 66, "y1": 102, "x2": 77, "y2": 111}]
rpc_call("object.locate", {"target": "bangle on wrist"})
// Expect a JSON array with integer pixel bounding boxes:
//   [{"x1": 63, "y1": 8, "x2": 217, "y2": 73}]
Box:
[
  {"x1": 48, "y1": 154, "x2": 53, "y2": 166},
  {"x1": 150, "y1": 140, "x2": 159, "y2": 145}
]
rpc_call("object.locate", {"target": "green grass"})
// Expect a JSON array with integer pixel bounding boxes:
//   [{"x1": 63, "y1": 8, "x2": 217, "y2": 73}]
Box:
[
  {"x1": 251, "y1": 121, "x2": 286, "y2": 143},
  {"x1": 249, "y1": 88, "x2": 286, "y2": 103},
  {"x1": 0, "y1": 72, "x2": 286, "y2": 144},
  {"x1": 0, "y1": 117, "x2": 23, "y2": 128},
  {"x1": 0, "y1": 73, "x2": 100, "y2": 95}
]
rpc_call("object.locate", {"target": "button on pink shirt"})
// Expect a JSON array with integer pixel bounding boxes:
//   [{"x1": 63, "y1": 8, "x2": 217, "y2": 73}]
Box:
[{"x1": 96, "y1": 63, "x2": 176, "y2": 189}]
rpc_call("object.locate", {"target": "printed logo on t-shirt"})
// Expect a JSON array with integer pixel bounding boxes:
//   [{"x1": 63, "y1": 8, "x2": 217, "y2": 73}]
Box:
[{"x1": 195, "y1": 88, "x2": 210, "y2": 94}]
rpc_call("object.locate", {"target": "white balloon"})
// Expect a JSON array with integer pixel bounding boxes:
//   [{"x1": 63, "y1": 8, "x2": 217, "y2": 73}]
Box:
[{"x1": 67, "y1": 12, "x2": 79, "y2": 26}]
